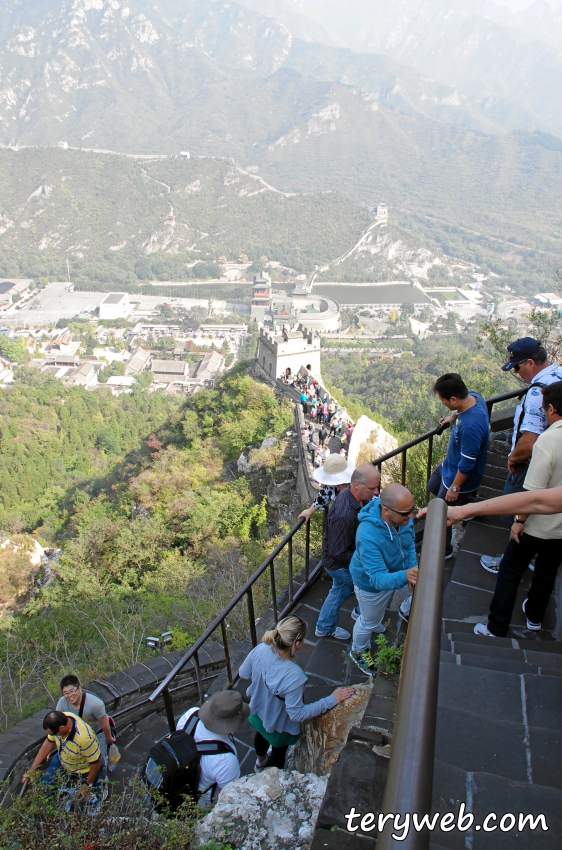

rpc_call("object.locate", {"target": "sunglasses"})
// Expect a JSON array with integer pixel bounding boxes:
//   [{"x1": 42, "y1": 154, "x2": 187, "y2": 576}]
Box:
[
  {"x1": 513, "y1": 360, "x2": 530, "y2": 372},
  {"x1": 381, "y1": 503, "x2": 417, "y2": 517}
]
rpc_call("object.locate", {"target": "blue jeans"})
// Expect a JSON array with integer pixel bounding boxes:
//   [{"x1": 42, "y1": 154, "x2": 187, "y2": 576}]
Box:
[
  {"x1": 40, "y1": 752, "x2": 105, "y2": 788},
  {"x1": 316, "y1": 568, "x2": 355, "y2": 634},
  {"x1": 352, "y1": 586, "x2": 394, "y2": 653}
]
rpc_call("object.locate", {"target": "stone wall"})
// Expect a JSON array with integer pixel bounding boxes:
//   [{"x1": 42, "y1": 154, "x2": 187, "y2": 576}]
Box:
[{"x1": 0, "y1": 641, "x2": 229, "y2": 805}]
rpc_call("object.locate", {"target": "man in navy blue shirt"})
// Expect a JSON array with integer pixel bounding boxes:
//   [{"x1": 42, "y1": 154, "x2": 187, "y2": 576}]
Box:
[{"x1": 428, "y1": 373, "x2": 490, "y2": 558}]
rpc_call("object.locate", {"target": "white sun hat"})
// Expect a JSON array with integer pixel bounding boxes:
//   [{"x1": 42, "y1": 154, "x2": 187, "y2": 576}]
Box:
[{"x1": 313, "y1": 453, "x2": 355, "y2": 486}]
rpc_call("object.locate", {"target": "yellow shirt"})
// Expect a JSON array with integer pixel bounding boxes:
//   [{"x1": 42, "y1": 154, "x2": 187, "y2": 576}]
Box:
[
  {"x1": 524, "y1": 420, "x2": 562, "y2": 540},
  {"x1": 47, "y1": 712, "x2": 101, "y2": 775}
]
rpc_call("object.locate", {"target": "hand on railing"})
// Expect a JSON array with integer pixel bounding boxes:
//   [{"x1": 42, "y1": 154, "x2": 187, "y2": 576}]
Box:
[
  {"x1": 333, "y1": 686, "x2": 356, "y2": 703},
  {"x1": 406, "y1": 566, "x2": 418, "y2": 592},
  {"x1": 438, "y1": 413, "x2": 457, "y2": 428},
  {"x1": 298, "y1": 506, "x2": 316, "y2": 523}
]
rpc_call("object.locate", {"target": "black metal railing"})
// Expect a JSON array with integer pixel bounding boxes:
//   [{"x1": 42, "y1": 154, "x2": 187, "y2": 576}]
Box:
[
  {"x1": 149, "y1": 518, "x2": 316, "y2": 732},
  {"x1": 377, "y1": 498, "x2": 448, "y2": 850},
  {"x1": 371, "y1": 387, "x2": 527, "y2": 502}
]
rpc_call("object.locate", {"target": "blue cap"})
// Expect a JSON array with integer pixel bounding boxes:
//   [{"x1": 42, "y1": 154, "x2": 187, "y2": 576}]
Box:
[{"x1": 502, "y1": 337, "x2": 542, "y2": 371}]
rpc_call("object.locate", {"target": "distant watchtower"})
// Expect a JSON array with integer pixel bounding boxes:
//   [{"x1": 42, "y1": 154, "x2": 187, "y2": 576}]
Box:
[
  {"x1": 256, "y1": 327, "x2": 321, "y2": 382},
  {"x1": 376, "y1": 203, "x2": 388, "y2": 223}
]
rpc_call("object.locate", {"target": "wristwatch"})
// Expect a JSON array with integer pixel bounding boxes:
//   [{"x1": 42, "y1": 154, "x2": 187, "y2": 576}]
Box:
[{"x1": 450, "y1": 486, "x2": 459, "y2": 493}]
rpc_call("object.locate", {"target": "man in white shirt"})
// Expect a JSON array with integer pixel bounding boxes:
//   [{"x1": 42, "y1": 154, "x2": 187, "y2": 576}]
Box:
[
  {"x1": 475, "y1": 381, "x2": 562, "y2": 637},
  {"x1": 175, "y1": 690, "x2": 247, "y2": 806},
  {"x1": 481, "y1": 337, "x2": 562, "y2": 573}
]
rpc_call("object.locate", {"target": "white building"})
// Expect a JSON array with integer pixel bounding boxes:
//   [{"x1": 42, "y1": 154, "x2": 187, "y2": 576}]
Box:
[{"x1": 99, "y1": 292, "x2": 132, "y2": 320}]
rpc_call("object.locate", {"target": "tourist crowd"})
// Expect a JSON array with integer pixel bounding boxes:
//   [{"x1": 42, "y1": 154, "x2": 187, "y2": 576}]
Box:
[{"x1": 21, "y1": 337, "x2": 562, "y2": 809}]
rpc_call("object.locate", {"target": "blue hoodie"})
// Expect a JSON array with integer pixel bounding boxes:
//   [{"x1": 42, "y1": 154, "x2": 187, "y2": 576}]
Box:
[{"x1": 349, "y1": 498, "x2": 417, "y2": 594}]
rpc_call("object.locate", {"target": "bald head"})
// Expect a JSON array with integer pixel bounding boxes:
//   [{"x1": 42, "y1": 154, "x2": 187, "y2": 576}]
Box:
[
  {"x1": 380, "y1": 484, "x2": 415, "y2": 526},
  {"x1": 349, "y1": 464, "x2": 381, "y2": 504}
]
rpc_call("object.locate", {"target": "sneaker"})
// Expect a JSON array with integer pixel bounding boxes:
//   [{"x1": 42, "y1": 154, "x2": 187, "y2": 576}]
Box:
[
  {"x1": 254, "y1": 757, "x2": 270, "y2": 772},
  {"x1": 528, "y1": 558, "x2": 536, "y2": 572},
  {"x1": 350, "y1": 649, "x2": 376, "y2": 674},
  {"x1": 315, "y1": 626, "x2": 351, "y2": 640},
  {"x1": 398, "y1": 595, "x2": 411, "y2": 623},
  {"x1": 474, "y1": 622, "x2": 495, "y2": 637},
  {"x1": 351, "y1": 606, "x2": 360, "y2": 621},
  {"x1": 480, "y1": 554, "x2": 502, "y2": 574},
  {"x1": 522, "y1": 598, "x2": 541, "y2": 631}
]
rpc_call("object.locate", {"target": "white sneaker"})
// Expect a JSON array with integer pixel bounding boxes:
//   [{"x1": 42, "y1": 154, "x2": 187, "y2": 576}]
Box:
[
  {"x1": 315, "y1": 626, "x2": 351, "y2": 640},
  {"x1": 398, "y1": 595, "x2": 411, "y2": 623},
  {"x1": 474, "y1": 622, "x2": 495, "y2": 637},
  {"x1": 522, "y1": 598, "x2": 541, "y2": 630}
]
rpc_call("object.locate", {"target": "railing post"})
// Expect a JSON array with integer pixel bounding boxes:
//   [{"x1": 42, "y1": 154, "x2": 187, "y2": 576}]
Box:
[
  {"x1": 270, "y1": 560, "x2": 278, "y2": 621},
  {"x1": 193, "y1": 650, "x2": 205, "y2": 705},
  {"x1": 377, "y1": 498, "x2": 447, "y2": 850},
  {"x1": 247, "y1": 588, "x2": 258, "y2": 646},
  {"x1": 401, "y1": 450, "x2": 407, "y2": 487},
  {"x1": 220, "y1": 620, "x2": 233, "y2": 686},
  {"x1": 162, "y1": 687, "x2": 176, "y2": 734},
  {"x1": 288, "y1": 536, "x2": 294, "y2": 604},
  {"x1": 425, "y1": 435, "x2": 434, "y2": 505},
  {"x1": 305, "y1": 520, "x2": 310, "y2": 582}
]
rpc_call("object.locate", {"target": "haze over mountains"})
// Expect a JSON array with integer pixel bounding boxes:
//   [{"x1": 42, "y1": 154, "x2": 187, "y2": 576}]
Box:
[{"x1": 1, "y1": 0, "x2": 561, "y2": 293}]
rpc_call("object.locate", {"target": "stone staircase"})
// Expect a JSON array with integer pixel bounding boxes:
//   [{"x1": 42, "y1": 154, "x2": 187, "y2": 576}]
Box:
[
  {"x1": 430, "y1": 432, "x2": 562, "y2": 848},
  {"x1": 86, "y1": 425, "x2": 562, "y2": 848}
]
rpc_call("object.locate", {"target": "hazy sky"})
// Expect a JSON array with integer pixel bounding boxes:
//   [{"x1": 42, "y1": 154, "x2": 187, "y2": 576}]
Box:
[{"x1": 496, "y1": 0, "x2": 556, "y2": 9}]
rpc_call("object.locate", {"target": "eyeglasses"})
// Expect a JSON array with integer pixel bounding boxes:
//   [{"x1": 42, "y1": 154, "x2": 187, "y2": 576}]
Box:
[
  {"x1": 381, "y1": 503, "x2": 417, "y2": 517},
  {"x1": 62, "y1": 688, "x2": 79, "y2": 697},
  {"x1": 513, "y1": 360, "x2": 529, "y2": 373}
]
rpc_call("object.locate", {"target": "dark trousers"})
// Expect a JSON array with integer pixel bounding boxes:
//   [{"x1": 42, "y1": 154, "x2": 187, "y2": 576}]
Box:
[
  {"x1": 428, "y1": 463, "x2": 476, "y2": 553},
  {"x1": 500, "y1": 463, "x2": 528, "y2": 524},
  {"x1": 254, "y1": 731, "x2": 288, "y2": 769},
  {"x1": 319, "y1": 434, "x2": 326, "y2": 447},
  {"x1": 488, "y1": 532, "x2": 562, "y2": 636}
]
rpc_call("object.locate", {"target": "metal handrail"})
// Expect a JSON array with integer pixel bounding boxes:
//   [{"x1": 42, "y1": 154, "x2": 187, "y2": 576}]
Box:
[
  {"x1": 378, "y1": 498, "x2": 448, "y2": 850},
  {"x1": 371, "y1": 386, "x2": 527, "y2": 500},
  {"x1": 149, "y1": 516, "x2": 316, "y2": 731}
]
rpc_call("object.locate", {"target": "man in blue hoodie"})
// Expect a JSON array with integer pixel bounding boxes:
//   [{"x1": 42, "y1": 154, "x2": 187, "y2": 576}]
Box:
[
  {"x1": 350, "y1": 483, "x2": 418, "y2": 673},
  {"x1": 428, "y1": 373, "x2": 490, "y2": 559}
]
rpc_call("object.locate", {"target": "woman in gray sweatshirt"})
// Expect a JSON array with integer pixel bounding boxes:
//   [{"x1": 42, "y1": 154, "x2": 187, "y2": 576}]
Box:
[{"x1": 239, "y1": 615, "x2": 355, "y2": 770}]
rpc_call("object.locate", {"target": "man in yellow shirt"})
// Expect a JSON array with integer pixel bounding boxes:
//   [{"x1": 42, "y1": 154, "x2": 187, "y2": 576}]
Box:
[{"x1": 23, "y1": 710, "x2": 103, "y2": 793}]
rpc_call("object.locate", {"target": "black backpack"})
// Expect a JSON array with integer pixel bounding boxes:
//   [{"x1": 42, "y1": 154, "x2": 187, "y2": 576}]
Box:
[{"x1": 141, "y1": 711, "x2": 236, "y2": 811}]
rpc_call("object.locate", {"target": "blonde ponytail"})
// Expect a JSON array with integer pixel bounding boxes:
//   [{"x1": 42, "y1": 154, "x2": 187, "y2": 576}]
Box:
[{"x1": 263, "y1": 615, "x2": 307, "y2": 659}]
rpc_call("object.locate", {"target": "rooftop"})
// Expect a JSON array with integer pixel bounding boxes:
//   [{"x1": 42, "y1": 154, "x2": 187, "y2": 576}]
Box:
[{"x1": 102, "y1": 293, "x2": 128, "y2": 304}]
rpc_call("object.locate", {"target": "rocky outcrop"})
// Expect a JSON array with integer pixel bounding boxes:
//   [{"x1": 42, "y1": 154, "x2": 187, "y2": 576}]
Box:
[
  {"x1": 289, "y1": 681, "x2": 373, "y2": 775},
  {"x1": 348, "y1": 415, "x2": 398, "y2": 473},
  {"x1": 193, "y1": 767, "x2": 328, "y2": 850}
]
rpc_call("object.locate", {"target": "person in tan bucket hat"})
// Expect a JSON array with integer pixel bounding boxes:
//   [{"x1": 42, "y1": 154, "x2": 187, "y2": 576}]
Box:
[
  {"x1": 298, "y1": 453, "x2": 356, "y2": 523},
  {"x1": 175, "y1": 691, "x2": 249, "y2": 805}
]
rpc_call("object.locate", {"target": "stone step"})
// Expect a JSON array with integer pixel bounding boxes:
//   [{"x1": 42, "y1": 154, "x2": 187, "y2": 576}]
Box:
[
  {"x1": 447, "y1": 630, "x2": 516, "y2": 649},
  {"x1": 485, "y1": 451, "x2": 510, "y2": 469},
  {"x1": 449, "y1": 640, "x2": 525, "y2": 661},
  {"x1": 431, "y1": 759, "x2": 562, "y2": 849},
  {"x1": 134, "y1": 713, "x2": 171, "y2": 742},
  {"x1": 477, "y1": 484, "x2": 505, "y2": 501},
  {"x1": 459, "y1": 522, "x2": 511, "y2": 556},
  {"x1": 518, "y1": 637, "x2": 562, "y2": 655},
  {"x1": 441, "y1": 650, "x2": 540, "y2": 676}
]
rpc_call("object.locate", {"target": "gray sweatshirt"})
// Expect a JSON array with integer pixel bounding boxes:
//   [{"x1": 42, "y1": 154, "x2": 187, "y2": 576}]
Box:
[{"x1": 239, "y1": 643, "x2": 337, "y2": 735}]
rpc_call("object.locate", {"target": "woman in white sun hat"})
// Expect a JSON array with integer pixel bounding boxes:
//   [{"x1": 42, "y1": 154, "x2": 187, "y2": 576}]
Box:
[{"x1": 298, "y1": 453, "x2": 355, "y2": 523}]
